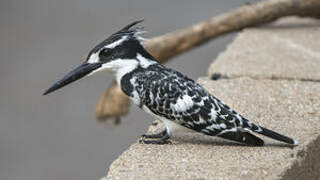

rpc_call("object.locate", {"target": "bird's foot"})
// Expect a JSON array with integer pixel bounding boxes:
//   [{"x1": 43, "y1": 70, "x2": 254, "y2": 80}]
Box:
[
  {"x1": 139, "y1": 138, "x2": 172, "y2": 145},
  {"x1": 141, "y1": 129, "x2": 167, "y2": 139},
  {"x1": 139, "y1": 130, "x2": 171, "y2": 145}
]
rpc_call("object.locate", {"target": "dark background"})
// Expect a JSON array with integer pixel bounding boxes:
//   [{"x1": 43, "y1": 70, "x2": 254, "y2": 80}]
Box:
[{"x1": 0, "y1": 0, "x2": 246, "y2": 179}]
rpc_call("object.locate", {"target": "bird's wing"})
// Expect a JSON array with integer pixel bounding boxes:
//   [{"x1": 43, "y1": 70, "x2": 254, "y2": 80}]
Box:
[{"x1": 139, "y1": 65, "x2": 249, "y2": 136}]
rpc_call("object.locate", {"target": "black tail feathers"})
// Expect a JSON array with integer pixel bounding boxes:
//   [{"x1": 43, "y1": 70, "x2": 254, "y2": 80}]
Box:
[
  {"x1": 242, "y1": 120, "x2": 297, "y2": 145},
  {"x1": 256, "y1": 126, "x2": 297, "y2": 145},
  {"x1": 218, "y1": 131, "x2": 264, "y2": 146}
]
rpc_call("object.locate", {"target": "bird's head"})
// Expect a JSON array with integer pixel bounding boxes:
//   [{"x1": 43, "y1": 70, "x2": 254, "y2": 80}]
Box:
[{"x1": 44, "y1": 20, "x2": 151, "y2": 95}]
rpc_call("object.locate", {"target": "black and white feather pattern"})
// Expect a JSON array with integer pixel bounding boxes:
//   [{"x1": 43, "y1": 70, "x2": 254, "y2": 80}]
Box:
[{"x1": 127, "y1": 64, "x2": 257, "y2": 133}]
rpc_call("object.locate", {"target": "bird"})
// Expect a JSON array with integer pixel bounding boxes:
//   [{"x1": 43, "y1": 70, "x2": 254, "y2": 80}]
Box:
[{"x1": 44, "y1": 20, "x2": 297, "y2": 146}]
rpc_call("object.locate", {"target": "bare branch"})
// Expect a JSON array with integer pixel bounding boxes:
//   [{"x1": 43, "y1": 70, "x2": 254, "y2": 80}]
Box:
[
  {"x1": 95, "y1": 80, "x2": 130, "y2": 124},
  {"x1": 95, "y1": 0, "x2": 320, "y2": 123}
]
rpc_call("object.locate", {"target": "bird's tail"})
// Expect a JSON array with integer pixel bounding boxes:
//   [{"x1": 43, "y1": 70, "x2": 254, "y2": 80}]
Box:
[
  {"x1": 218, "y1": 131, "x2": 264, "y2": 146},
  {"x1": 257, "y1": 126, "x2": 297, "y2": 145},
  {"x1": 243, "y1": 120, "x2": 298, "y2": 145}
]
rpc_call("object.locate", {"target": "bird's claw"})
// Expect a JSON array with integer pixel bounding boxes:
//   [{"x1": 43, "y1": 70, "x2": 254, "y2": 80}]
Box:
[
  {"x1": 139, "y1": 138, "x2": 172, "y2": 145},
  {"x1": 140, "y1": 130, "x2": 167, "y2": 139}
]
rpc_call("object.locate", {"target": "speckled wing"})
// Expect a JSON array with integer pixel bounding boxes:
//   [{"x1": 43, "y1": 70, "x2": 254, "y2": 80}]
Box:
[{"x1": 138, "y1": 65, "x2": 255, "y2": 136}]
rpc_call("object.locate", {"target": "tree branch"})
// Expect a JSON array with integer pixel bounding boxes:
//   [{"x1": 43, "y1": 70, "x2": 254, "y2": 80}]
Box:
[{"x1": 95, "y1": 0, "x2": 320, "y2": 123}]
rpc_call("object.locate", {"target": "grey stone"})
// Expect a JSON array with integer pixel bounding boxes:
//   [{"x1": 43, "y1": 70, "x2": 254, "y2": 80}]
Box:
[
  {"x1": 208, "y1": 17, "x2": 320, "y2": 81},
  {"x1": 105, "y1": 77, "x2": 320, "y2": 180}
]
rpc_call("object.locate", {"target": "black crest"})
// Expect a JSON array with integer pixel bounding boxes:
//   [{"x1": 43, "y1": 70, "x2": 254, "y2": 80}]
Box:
[
  {"x1": 116, "y1": 19, "x2": 144, "y2": 36},
  {"x1": 87, "y1": 20, "x2": 144, "y2": 61}
]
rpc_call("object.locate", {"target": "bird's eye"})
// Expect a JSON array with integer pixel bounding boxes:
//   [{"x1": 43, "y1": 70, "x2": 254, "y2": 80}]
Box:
[{"x1": 99, "y1": 48, "x2": 113, "y2": 58}]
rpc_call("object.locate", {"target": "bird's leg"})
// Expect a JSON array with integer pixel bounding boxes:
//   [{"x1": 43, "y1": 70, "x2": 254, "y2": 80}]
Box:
[
  {"x1": 139, "y1": 130, "x2": 171, "y2": 145},
  {"x1": 141, "y1": 129, "x2": 167, "y2": 139}
]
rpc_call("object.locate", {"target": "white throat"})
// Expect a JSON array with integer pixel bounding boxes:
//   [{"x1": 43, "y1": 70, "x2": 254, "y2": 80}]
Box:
[
  {"x1": 110, "y1": 54, "x2": 156, "y2": 85},
  {"x1": 112, "y1": 59, "x2": 139, "y2": 84}
]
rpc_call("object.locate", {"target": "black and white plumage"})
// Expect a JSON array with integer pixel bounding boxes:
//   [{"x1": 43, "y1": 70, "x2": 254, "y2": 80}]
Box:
[{"x1": 44, "y1": 20, "x2": 297, "y2": 146}]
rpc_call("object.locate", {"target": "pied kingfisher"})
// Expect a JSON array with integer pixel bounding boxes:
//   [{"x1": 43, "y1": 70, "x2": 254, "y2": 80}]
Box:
[{"x1": 44, "y1": 20, "x2": 297, "y2": 146}]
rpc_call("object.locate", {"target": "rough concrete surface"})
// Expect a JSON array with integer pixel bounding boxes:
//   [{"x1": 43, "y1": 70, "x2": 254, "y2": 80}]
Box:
[
  {"x1": 208, "y1": 17, "x2": 320, "y2": 81},
  {"x1": 104, "y1": 17, "x2": 320, "y2": 180},
  {"x1": 105, "y1": 78, "x2": 320, "y2": 180}
]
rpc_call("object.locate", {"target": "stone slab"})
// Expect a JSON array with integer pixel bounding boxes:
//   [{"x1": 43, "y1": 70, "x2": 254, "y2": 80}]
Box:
[{"x1": 208, "y1": 17, "x2": 320, "y2": 81}]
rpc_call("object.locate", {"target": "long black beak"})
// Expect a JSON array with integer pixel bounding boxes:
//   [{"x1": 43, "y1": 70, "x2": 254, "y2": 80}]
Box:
[{"x1": 43, "y1": 62, "x2": 102, "y2": 95}]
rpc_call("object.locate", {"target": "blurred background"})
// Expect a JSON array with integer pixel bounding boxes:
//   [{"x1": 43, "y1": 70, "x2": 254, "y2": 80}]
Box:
[{"x1": 0, "y1": 0, "x2": 247, "y2": 179}]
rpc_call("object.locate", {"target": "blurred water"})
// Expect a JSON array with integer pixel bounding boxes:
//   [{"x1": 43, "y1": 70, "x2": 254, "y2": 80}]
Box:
[{"x1": 0, "y1": 0, "x2": 243, "y2": 179}]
